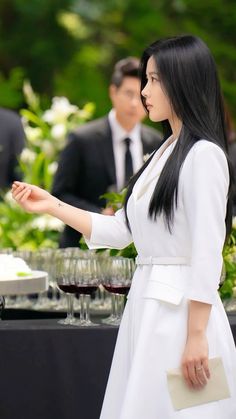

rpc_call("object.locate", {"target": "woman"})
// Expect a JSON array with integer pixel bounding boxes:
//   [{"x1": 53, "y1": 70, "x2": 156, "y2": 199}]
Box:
[{"x1": 12, "y1": 35, "x2": 236, "y2": 418}]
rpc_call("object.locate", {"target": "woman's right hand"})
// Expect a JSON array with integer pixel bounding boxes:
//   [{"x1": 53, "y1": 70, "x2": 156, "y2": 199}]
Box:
[{"x1": 11, "y1": 181, "x2": 55, "y2": 214}]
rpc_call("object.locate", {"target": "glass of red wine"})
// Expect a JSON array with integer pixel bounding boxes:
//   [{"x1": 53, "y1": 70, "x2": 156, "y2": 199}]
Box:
[
  {"x1": 55, "y1": 256, "x2": 78, "y2": 325},
  {"x1": 102, "y1": 257, "x2": 135, "y2": 326},
  {"x1": 72, "y1": 257, "x2": 100, "y2": 326}
]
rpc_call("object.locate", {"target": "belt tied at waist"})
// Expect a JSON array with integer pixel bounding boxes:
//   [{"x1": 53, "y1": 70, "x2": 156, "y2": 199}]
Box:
[{"x1": 136, "y1": 256, "x2": 190, "y2": 265}]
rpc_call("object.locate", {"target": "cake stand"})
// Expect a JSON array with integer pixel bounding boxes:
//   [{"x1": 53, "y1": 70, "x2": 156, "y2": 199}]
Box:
[{"x1": 0, "y1": 271, "x2": 48, "y2": 318}]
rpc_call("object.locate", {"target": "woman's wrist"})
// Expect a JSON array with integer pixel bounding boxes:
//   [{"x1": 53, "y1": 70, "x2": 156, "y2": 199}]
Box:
[
  {"x1": 187, "y1": 329, "x2": 206, "y2": 339},
  {"x1": 47, "y1": 196, "x2": 64, "y2": 216}
]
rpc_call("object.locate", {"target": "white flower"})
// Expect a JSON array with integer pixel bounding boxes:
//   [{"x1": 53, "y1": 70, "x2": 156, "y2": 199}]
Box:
[
  {"x1": 24, "y1": 126, "x2": 43, "y2": 146},
  {"x1": 48, "y1": 162, "x2": 58, "y2": 175},
  {"x1": 41, "y1": 141, "x2": 55, "y2": 158},
  {"x1": 51, "y1": 124, "x2": 66, "y2": 140},
  {"x1": 20, "y1": 148, "x2": 37, "y2": 164},
  {"x1": 42, "y1": 97, "x2": 78, "y2": 124},
  {"x1": 31, "y1": 215, "x2": 64, "y2": 232},
  {"x1": 4, "y1": 191, "x2": 15, "y2": 204},
  {"x1": 23, "y1": 81, "x2": 39, "y2": 109}
]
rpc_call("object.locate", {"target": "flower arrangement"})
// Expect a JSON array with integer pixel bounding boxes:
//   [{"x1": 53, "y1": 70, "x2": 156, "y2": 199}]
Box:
[
  {"x1": 20, "y1": 81, "x2": 94, "y2": 189},
  {"x1": 0, "y1": 82, "x2": 94, "y2": 250}
]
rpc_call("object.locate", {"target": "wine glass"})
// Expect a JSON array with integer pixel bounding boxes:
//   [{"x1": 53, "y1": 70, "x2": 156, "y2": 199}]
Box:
[
  {"x1": 102, "y1": 257, "x2": 135, "y2": 326},
  {"x1": 32, "y1": 248, "x2": 58, "y2": 310},
  {"x1": 11, "y1": 250, "x2": 34, "y2": 309},
  {"x1": 55, "y1": 256, "x2": 78, "y2": 325},
  {"x1": 89, "y1": 250, "x2": 112, "y2": 314},
  {"x1": 72, "y1": 257, "x2": 100, "y2": 326}
]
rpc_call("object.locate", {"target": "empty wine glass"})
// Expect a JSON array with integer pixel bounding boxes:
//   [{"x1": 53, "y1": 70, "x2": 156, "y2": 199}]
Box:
[
  {"x1": 102, "y1": 257, "x2": 135, "y2": 326},
  {"x1": 89, "y1": 250, "x2": 112, "y2": 314},
  {"x1": 11, "y1": 250, "x2": 34, "y2": 309},
  {"x1": 32, "y1": 248, "x2": 57, "y2": 310},
  {"x1": 72, "y1": 257, "x2": 100, "y2": 326}
]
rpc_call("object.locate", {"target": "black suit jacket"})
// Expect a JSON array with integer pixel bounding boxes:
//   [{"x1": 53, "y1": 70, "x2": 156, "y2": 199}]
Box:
[
  {"x1": 52, "y1": 116, "x2": 162, "y2": 247},
  {"x1": 0, "y1": 108, "x2": 25, "y2": 190}
]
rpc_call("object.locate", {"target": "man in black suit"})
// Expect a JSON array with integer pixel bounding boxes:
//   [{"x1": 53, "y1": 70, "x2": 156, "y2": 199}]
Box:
[
  {"x1": 52, "y1": 57, "x2": 162, "y2": 247},
  {"x1": 0, "y1": 107, "x2": 25, "y2": 191}
]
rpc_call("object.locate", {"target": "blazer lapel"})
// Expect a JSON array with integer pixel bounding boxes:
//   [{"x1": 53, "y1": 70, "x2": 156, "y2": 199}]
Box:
[
  {"x1": 133, "y1": 138, "x2": 177, "y2": 201},
  {"x1": 97, "y1": 118, "x2": 117, "y2": 189}
]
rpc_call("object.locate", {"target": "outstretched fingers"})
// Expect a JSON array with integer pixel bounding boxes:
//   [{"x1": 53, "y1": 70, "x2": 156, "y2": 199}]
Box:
[{"x1": 13, "y1": 184, "x2": 32, "y2": 203}]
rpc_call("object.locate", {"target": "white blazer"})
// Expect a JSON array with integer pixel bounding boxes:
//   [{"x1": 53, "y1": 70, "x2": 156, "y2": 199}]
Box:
[{"x1": 86, "y1": 138, "x2": 229, "y2": 307}]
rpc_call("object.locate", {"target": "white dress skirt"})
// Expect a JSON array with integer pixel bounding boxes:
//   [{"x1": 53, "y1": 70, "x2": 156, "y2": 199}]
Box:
[{"x1": 86, "y1": 138, "x2": 236, "y2": 418}]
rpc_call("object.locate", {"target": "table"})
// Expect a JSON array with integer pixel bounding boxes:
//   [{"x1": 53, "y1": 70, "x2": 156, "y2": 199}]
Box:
[
  {"x1": 0, "y1": 314, "x2": 235, "y2": 419},
  {"x1": 0, "y1": 318, "x2": 118, "y2": 419}
]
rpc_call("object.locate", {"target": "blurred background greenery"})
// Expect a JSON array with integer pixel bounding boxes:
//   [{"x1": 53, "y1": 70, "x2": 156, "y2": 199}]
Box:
[{"x1": 0, "y1": 0, "x2": 235, "y2": 119}]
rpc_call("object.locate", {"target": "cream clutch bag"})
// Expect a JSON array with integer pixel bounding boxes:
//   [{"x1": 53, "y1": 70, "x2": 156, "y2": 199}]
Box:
[{"x1": 167, "y1": 357, "x2": 230, "y2": 410}]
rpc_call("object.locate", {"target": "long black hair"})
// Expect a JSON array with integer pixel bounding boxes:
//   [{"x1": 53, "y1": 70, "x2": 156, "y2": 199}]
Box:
[{"x1": 124, "y1": 35, "x2": 233, "y2": 237}]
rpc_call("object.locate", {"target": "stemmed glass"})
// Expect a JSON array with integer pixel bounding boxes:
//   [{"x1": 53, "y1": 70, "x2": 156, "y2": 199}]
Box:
[
  {"x1": 11, "y1": 250, "x2": 34, "y2": 309},
  {"x1": 72, "y1": 257, "x2": 100, "y2": 326},
  {"x1": 102, "y1": 257, "x2": 135, "y2": 326},
  {"x1": 89, "y1": 250, "x2": 112, "y2": 314},
  {"x1": 32, "y1": 248, "x2": 58, "y2": 310},
  {"x1": 55, "y1": 256, "x2": 78, "y2": 325}
]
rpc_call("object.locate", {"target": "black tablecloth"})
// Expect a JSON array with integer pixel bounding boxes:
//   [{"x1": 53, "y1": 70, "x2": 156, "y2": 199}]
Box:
[
  {"x1": 0, "y1": 314, "x2": 235, "y2": 419},
  {"x1": 0, "y1": 319, "x2": 118, "y2": 419}
]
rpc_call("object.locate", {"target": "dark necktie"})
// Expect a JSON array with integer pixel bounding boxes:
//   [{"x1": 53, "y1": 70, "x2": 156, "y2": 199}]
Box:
[{"x1": 124, "y1": 137, "x2": 133, "y2": 186}]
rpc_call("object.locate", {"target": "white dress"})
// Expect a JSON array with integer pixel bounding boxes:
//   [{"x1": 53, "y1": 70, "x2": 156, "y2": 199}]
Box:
[{"x1": 86, "y1": 137, "x2": 236, "y2": 419}]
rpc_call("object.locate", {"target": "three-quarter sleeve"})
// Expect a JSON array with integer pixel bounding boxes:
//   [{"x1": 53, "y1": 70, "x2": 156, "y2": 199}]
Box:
[
  {"x1": 182, "y1": 141, "x2": 229, "y2": 305},
  {"x1": 85, "y1": 208, "x2": 133, "y2": 250}
]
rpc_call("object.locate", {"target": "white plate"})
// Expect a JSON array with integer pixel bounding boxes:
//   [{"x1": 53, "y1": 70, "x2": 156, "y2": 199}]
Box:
[{"x1": 0, "y1": 271, "x2": 48, "y2": 296}]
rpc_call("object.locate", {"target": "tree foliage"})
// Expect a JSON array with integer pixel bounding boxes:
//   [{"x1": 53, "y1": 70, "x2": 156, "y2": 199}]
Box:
[{"x1": 0, "y1": 0, "x2": 235, "y2": 118}]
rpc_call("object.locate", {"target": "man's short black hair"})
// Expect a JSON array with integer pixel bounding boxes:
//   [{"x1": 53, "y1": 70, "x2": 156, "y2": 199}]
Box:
[{"x1": 110, "y1": 57, "x2": 140, "y2": 87}]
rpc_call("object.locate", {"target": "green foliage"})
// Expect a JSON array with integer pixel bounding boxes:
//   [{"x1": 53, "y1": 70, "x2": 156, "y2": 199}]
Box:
[
  {"x1": 0, "y1": 194, "x2": 59, "y2": 250},
  {"x1": 0, "y1": 0, "x2": 235, "y2": 121},
  {"x1": 0, "y1": 0, "x2": 76, "y2": 97},
  {"x1": 79, "y1": 188, "x2": 138, "y2": 259},
  {"x1": 221, "y1": 229, "x2": 236, "y2": 299},
  {"x1": 56, "y1": 0, "x2": 236, "y2": 119},
  {"x1": 0, "y1": 68, "x2": 24, "y2": 108},
  {"x1": 101, "y1": 189, "x2": 127, "y2": 211},
  {"x1": 0, "y1": 84, "x2": 94, "y2": 250}
]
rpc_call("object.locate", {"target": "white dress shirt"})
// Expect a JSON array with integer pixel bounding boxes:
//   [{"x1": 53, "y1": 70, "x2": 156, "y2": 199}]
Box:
[{"x1": 108, "y1": 109, "x2": 143, "y2": 191}]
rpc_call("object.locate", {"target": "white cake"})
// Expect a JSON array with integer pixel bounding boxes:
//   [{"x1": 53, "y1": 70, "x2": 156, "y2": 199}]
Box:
[{"x1": 0, "y1": 254, "x2": 33, "y2": 280}]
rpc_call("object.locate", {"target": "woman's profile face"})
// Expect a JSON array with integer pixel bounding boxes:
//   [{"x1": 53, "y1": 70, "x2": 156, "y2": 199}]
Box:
[{"x1": 141, "y1": 56, "x2": 173, "y2": 123}]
